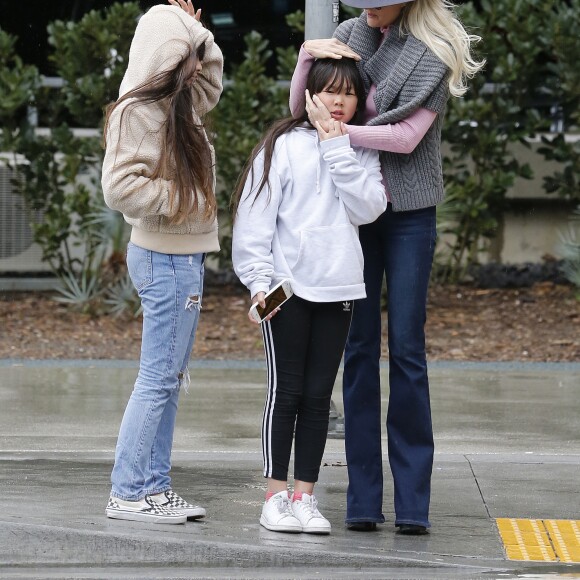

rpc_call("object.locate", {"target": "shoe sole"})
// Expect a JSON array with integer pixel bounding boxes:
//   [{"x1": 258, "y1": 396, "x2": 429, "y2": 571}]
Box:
[
  {"x1": 147, "y1": 503, "x2": 206, "y2": 520},
  {"x1": 302, "y1": 526, "x2": 331, "y2": 534},
  {"x1": 396, "y1": 525, "x2": 429, "y2": 535},
  {"x1": 106, "y1": 509, "x2": 186, "y2": 524},
  {"x1": 347, "y1": 522, "x2": 377, "y2": 532},
  {"x1": 260, "y1": 516, "x2": 302, "y2": 533},
  {"x1": 185, "y1": 508, "x2": 206, "y2": 520}
]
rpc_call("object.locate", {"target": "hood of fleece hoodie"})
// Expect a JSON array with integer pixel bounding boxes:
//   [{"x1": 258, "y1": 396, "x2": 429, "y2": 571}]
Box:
[{"x1": 119, "y1": 5, "x2": 223, "y2": 116}]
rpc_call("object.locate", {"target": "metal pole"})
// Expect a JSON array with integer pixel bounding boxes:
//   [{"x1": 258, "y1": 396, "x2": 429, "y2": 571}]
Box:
[
  {"x1": 303, "y1": 0, "x2": 345, "y2": 439},
  {"x1": 305, "y1": 0, "x2": 340, "y2": 40}
]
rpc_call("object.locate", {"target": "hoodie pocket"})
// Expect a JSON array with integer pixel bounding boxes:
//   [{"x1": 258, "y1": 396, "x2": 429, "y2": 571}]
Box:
[{"x1": 292, "y1": 224, "x2": 363, "y2": 289}]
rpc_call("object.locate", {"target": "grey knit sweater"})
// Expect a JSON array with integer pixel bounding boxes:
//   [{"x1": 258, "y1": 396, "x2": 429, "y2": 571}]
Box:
[{"x1": 334, "y1": 14, "x2": 450, "y2": 211}]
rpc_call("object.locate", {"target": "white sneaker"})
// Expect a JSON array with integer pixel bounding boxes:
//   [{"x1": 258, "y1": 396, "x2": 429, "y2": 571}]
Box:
[
  {"x1": 291, "y1": 493, "x2": 331, "y2": 534},
  {"x1": 106, "y1": 496, "x2": 186, "y2": 524},
  {"x1": 148, "y1": 490, "x2": 206, "y2": 520},
  {"x1": 260, "y1": 490, "x2": 302, "y2": 533}
]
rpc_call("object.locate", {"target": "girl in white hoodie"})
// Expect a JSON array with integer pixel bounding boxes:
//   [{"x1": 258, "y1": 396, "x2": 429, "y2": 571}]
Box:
[{"x1": 232, "y1": 58, "x2": 386, "y2": 534}]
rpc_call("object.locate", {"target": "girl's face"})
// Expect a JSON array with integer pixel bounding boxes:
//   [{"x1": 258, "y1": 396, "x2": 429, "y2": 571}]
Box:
[
  {"x1": 189, "y1": 43, "x2": 205, "y2": 85},
  {"x1": 315, "y1": 81, "x2": 358, "y2": 124},
  {"x1": 365, "y1": 3, "x2": 408, "y2": 29},
  {"x1": 191, "y1": 56, "x2": 203, "y2": 82}
]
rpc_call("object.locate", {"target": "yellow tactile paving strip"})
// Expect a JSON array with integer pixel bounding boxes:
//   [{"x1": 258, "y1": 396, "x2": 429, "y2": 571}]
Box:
[
  {"x1": 545, "y1": 519, "x2": 580, "y2": 563},
  {"x1": 496, "y1": 518, "x2": 580, "y2": 562}
]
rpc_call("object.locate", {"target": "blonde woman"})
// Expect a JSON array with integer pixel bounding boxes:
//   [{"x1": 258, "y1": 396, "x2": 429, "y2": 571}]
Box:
[{"x1": 289, "y1": 0, "x2": 484, "y2": 535}]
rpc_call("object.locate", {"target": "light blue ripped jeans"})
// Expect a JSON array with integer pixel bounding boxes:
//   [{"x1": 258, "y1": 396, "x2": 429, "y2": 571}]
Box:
[{"x1": 111, "y1": 242, "x2": 205, "y2": 501}]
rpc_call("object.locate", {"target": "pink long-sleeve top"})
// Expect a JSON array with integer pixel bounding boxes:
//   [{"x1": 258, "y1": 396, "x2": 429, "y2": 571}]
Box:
[{"x1": 289, "y1": 29, "x2": 438, "y2": 200}]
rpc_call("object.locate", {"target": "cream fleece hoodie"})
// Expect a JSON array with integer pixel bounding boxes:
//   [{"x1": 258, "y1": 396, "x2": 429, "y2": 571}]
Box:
[{"x1": 102, "y1": 5, "x2": 223, "y2": 254}]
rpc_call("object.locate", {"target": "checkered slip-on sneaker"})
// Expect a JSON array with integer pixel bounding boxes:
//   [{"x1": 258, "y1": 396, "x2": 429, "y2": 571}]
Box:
[
  {"x1": 106, "y1": 496, "x2": 186, "y2": 524},
  {"x1": 148, "y1": 490, "x2": 206, "y2": 520}
]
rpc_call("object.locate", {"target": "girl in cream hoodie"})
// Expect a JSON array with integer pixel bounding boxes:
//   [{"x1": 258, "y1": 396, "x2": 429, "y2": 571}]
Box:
[
  {"x1": 102, "y1": 2, "x2": 222, "y2": 524},
  {"x1": 232, "y1": 58, "x2": 386, "y2": 534}
]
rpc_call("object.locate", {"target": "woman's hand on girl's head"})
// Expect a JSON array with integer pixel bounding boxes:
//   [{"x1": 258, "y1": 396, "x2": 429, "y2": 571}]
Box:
[
  {"x1": 303, "y1": 39, "x2": 361, "y2": 61},
  {"x1": 168, "y1": 0, "x2": 202, "y2": 20},
  {"x1": 305, "y1": 90, "x2": 332, "y2": 132}
]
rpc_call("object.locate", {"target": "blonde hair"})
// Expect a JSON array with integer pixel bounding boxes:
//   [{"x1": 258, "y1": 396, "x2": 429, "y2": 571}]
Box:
[{"x1": 401, "y1": 0, "x2": 485, "y2": 97}]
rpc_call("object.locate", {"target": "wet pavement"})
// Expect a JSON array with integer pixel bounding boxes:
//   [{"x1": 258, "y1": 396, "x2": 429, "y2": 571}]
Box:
[{"x1": 1, "y1": 359, "x2": 579, "y2": 579}]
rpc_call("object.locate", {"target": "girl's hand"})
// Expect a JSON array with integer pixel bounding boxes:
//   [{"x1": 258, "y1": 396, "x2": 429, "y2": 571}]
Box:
[
  {"x1": 305, "y1": 90, "x2": 333, "y2": 132},
  {"x1": 303, "y1": 38, "x2": 360, "y2": 61},
  {"x1": 315, "y1": 119, "x2": 345, "y2": 141},
  {"x1": 168, "y1": 0, "x2": 202, "y2": 21},
  {"x1": 248, "y1": 292, "x2": 280, "y2": 324}
]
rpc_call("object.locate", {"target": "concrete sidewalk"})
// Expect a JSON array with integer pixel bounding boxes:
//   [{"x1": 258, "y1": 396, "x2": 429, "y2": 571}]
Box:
[{"x1": 1, "y1": 360, "x2": 579, "y2": 579}]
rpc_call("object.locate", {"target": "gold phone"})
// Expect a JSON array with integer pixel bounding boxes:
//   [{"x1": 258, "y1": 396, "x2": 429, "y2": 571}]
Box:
[{"x1": 249, "y1": 279, "x2": 293, "y2": 323}]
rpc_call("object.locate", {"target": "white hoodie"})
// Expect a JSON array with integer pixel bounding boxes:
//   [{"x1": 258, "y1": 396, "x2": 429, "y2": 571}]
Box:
[{"x1": 232, "y1": 127, "x2": 387, "y2": 303}]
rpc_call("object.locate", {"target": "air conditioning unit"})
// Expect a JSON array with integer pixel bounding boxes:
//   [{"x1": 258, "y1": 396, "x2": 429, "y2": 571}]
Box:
[{"x1": 0, "y1": 153, "x2": 51, "y2": 275}]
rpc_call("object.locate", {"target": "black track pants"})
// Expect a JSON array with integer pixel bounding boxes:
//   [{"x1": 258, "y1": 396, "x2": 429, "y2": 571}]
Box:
[{"x1": 260, "y1": 295, "x2": 353, "y2": 483}]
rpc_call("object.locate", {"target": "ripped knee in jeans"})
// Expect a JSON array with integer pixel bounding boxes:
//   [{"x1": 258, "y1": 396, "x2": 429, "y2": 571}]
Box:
[
  {"x1": 185, "y1": 294, "x2": 201, "y2": 311},
  {"x1": 177, "y1": 368, "x2": 191, "y2": 393}
]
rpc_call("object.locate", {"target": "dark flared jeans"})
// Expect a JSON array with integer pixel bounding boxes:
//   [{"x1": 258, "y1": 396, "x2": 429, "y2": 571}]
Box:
[{"x1": 343, "y1": 204, "x2": 437, "y2": 528}]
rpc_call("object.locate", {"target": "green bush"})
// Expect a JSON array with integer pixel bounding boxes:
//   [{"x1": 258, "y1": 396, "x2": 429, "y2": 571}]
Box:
[
  {"x1": 4, "y1": 5, "x2": 137, "y2": 314},
  {"x1": 558, "y1": 206, "x2": 580, "y2": 299},
  {"x1": 4, "y1": 0, "x2": 579, "y2": 300},
  {"x1": 47, "y1": 2, "x2": 141, "y2": 127},
  {"x1": 537, "y1": 0, "x2": 580, "y2": 201},
  {"x1": 437, "y1": 0, "x2": 579, "y2": 281},
  {"x1": 0, "y1": 28, "x2": 40, "y2": 150}
]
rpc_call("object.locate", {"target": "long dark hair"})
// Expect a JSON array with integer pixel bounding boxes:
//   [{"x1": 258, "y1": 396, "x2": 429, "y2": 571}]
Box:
[
  {"x1": 231, "y1": 58, "x2": 366, "y2": 217},
  {"x1": 103, "y1": 41, "x2": 215, "y2": 224}
]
